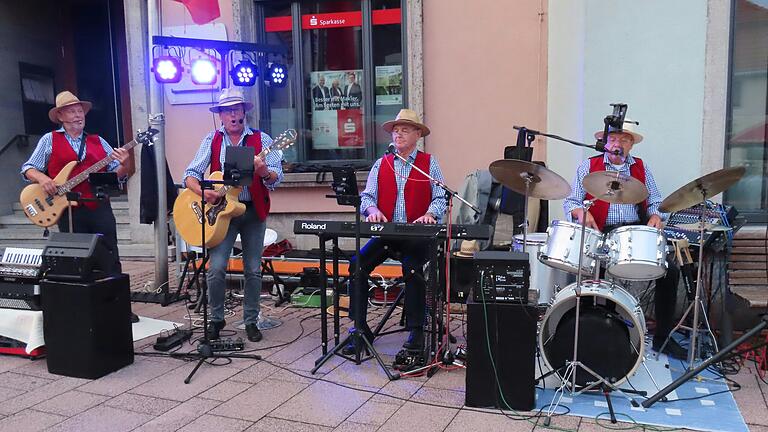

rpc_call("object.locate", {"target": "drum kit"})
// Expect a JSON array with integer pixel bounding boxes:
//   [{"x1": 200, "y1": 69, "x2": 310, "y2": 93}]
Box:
[{"x1": 489, "y1": 159, "x2": 745, "y2": 397}]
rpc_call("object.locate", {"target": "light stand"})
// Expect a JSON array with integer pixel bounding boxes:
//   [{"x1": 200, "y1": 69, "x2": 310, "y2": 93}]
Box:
[
  {"x1": 312, "y1": 167, "x2": 399, "y2": 380},
  {"x1": 183, "y1": 151, "x2": 261, "y2": 384}
]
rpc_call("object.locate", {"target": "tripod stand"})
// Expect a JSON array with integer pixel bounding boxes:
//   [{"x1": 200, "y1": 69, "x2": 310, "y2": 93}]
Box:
[{"x1": 184, "y1": 176, "x2": 261, "y2": 384}]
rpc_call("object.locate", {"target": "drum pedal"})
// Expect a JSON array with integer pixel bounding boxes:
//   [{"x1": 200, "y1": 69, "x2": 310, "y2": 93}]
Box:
[{"x1": 393, "y1": 348, "x2": 426, "y2": 371}]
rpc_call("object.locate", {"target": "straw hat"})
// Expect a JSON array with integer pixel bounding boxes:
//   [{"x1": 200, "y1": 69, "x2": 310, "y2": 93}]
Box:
[
  {"x1": 209, "y1": 87, "x2": 254, "y2": 113},
  {"x1": 48, "y1": 91, "x2": 92, "y2": 124},
  {"x1": 382, "y1": 108, "x2": 431, "y2": 137},
  {"x1": 594, "y1": 119, "x2": 643, "y2": 144},
  {"x1": 453, "y1": 240, "x2": 480, "y2": 258}
]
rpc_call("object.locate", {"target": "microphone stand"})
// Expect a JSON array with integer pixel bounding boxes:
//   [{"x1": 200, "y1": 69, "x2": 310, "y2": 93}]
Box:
[{"x1": 389, "y1": 149, "x2": 481, "y2": 371}]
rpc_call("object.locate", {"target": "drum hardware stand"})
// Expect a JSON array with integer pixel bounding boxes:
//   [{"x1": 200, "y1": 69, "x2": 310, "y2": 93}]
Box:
[
  {"x1": 655, "y1": 189, "x2": 720, "y2": 370},
  {"x1": 545, "y1": 199, "x2": 641, "y2": 425}
]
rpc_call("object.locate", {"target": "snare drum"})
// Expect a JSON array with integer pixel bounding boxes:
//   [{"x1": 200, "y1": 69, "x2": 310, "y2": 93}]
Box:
[
  {"x1": 540, "y1": 220, "x2": 603, "y2": 275},
  {"x1": 605, "y1": 225, "x2": 667, "y2": 281},
  {"x1": 539, "y1": 280, "x2": 646, "y2": 386},
  {"x1": 513, "y1": 233, "x2": 570, "y2": 305}
]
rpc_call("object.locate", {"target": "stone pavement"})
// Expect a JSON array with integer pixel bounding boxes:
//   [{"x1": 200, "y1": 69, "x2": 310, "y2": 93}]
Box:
[{"x1": 0, "y1": 259, "x2": 766, "y2": 431}]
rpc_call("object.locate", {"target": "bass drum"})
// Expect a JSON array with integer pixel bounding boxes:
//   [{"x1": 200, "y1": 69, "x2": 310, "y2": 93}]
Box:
[{"x1": 539, "y1": 280, "x2": 645, "y2": 386}]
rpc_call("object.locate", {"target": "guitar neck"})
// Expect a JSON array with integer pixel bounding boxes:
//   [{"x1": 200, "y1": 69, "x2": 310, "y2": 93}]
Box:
[{"x1": 59, "y1": 139, "x2": 139, "y2": 193}]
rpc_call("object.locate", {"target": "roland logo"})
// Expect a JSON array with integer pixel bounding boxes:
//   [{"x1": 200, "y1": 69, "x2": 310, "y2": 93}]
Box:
[{"x1": 301, "y1": 222, "x2": 326, "y2": 230}]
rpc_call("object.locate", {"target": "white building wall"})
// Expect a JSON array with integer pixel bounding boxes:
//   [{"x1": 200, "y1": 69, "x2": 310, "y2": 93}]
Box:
[{"x1": 548, "y1": 0, "x2": 716, "y2": 221}]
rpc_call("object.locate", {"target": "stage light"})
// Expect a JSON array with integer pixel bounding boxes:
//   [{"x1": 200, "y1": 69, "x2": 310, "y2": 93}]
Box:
[
  {"x1": 230, "y1": 60, "x2": 257, "y2": 86},
  {"x1": 152, "y1": 56, "x2": 182, "y2": 83},
  {"x1": 191, "y1": 58, "x2": 217, "y2": 85},
  {"x1": 266, "y1": 62, "x2": 287, "y2": 87}
]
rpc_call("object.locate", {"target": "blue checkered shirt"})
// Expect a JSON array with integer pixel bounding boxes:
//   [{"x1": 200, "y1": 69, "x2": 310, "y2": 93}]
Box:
[
  {"x1": 183, "y1": 126, "x2": 283, "y2": 201},
  {"x1": 360, "y1": 148, "x2": 447, "y2": 223},
  {"x1": 21, "y1": 128, "x2": 119, "y2": 179},
  {"x1": 563, "y1": 154, "x2": 667, "y2": 226}
]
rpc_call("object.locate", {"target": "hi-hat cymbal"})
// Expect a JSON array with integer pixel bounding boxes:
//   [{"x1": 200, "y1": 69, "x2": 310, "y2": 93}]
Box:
[
  {"x1": 489, "y1": 159, "x2": 571, "y2": 200},
  {"x1": 583, "y1": 171, "x2": 649, "y2": 204},
  {"x1": 659, "y1": 166, "x2": 746, "y2": 213}
]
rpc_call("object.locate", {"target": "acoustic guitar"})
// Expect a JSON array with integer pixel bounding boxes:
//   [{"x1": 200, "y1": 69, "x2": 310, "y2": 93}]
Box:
[
  {"x1": 173, "y1": 129, "x2": 297, "y2": 248},
  {"x1": 20, "y1": 128, "x2": 158, "y2": 228}
]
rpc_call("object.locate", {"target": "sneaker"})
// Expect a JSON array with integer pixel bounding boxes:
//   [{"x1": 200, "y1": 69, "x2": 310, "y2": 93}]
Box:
[
  {"x1": 402, "y1": 328, "x2": 424, "y2": 351},
  {"x1": 653, "y1": 338, "x2": 688, "y2": 360},
  {"x1": 207, "y1": 320, "x2": 226, "y2": 340},
  {"x1": 245, "y1": 323, "x2": 263, "y2": 342}
]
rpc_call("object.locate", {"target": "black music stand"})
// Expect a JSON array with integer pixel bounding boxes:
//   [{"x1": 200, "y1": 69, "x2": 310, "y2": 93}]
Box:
[
  {"x1": 311, "y1": 167, "x2": 399, "y2": 380},
  {"x1": 183, "y1": 146, "x2": 262, "y2": 384}
]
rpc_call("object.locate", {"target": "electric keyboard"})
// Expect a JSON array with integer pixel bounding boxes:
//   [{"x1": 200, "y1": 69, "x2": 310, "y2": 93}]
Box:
[
  {"x1": 663, "y1": 204, "x2": 739, "y2": 249},
  {"x1": 294, "y1": 220, "x2": 493, "y2": 240},
  {"x1": 0, "y1": 247, "x2": 43, "y2": 310}
]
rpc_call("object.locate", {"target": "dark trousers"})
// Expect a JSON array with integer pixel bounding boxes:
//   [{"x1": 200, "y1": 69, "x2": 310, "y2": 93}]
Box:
[
  {"x1": 348, "y1": 238, "x2": 430, "y2": 331},
  {"x1": 57, "y1": 201, "x2": 122, "y2": 274},
  {"x1": 653, "y1": 259, "x2": 680, "y2": 346}
]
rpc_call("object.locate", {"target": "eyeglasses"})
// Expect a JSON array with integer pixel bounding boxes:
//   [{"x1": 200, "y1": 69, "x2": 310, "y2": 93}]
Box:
[
  {"x1": 392, "y1": 128, "x2": 415, "y2": 135},
  {"x1": 607, "y1": 135, "x2": 633, "y2": 145}
]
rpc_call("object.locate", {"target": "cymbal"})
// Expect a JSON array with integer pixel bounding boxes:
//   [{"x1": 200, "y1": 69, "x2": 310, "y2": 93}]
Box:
[
  {"x1": 659, "y1": 166, "x2": 746, "y2": 213},
  {"x1": 489, "y1": 159, "x2": 571, "y2": 200},
  {"x1": 582, "y1": 171, "x2": 649, "y2": 204},
  {"x1": 673, "y1": 222, "x2": 733, "y2": 232}
]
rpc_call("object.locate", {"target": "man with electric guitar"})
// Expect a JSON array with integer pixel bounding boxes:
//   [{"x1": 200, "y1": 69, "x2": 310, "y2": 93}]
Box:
[
  {"x1": 21, "y1": 91, "x2": 131, "y2": 274},
  {"x1": 182, "y1": 88, "x2": 284, "y2": 343}
]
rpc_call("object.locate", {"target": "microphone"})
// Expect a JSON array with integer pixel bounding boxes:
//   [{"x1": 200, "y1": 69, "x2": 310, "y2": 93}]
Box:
[
  {"x1": 238, "y1": 118, "x2": 244, "y2": 124},
  {"x1": 594, "y1": 140, "x2": 623, "y2": 156},
  {"x1": 387, "y1": 143, "x2": 397, "y2": 154}
]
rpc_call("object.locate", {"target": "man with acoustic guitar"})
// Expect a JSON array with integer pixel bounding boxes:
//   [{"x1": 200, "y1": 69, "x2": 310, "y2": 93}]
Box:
[
  {"x1": 21, "y1": 90, "x2": 131, "y2": 275},
  {"x1": 182, "y1": 88, "x2": 283, "y2": 343}
]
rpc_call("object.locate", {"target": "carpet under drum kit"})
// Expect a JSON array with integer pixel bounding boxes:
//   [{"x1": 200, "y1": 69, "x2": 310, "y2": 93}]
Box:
[{"x1": 484, "y1": 156, "x2": 745, "y2": 419}]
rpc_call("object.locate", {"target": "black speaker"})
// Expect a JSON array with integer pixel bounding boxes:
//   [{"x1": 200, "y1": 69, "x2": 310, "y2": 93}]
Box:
[
  {"x1": 42, "y1": 232, "x2": 118, "y2": 281},
  {"x1": 41, "y1": 274, "x2": 134, "y2": 379},
  {"x1": 465, "y1": 298, "x2": 537, "y2": 410}
]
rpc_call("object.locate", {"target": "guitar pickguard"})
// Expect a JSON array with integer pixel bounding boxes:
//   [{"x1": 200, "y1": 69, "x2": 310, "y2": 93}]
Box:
[{"x1": 206, "y1": 200, "x2": 227, "y2": 226}]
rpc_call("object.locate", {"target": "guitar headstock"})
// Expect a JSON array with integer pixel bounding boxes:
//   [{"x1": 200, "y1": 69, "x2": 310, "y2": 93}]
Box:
[
  {"x1": 136, "y1": 128, "x2": 160, "y2": 146},
  {"x1": 270, "y1": 129, "x2": 298, "y2": 152}
]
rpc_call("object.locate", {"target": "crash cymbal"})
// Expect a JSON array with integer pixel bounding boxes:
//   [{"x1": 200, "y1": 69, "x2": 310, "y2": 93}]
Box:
[
  {"x1": 489, "y1": 159, "x2": 571, "y2": 200},
  {"x1": 659, "y1": 166, "x2": 746, "y2": 213},
  {"x1": 583, "y1": 170, "x2": 649, "y2": 204},
  {"x1": 673, "y1": 222, "x2": 733, "y2": 232}
]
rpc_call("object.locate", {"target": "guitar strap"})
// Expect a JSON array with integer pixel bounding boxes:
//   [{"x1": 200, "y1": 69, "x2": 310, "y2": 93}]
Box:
[{"x1": 76, "y1": 133, "x2": 87, "y2": 161}]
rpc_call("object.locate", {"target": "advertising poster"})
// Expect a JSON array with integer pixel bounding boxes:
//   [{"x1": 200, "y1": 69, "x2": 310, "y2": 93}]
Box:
[
  {"x1": 375, "y1": 65, "x2": 402, "y2": 106},
  {"x1": 309, "y1": 69, "x2": 364, "y2": 149}
]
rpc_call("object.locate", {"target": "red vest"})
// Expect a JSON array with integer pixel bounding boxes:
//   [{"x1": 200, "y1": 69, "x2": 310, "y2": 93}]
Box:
[
  {"x1": 210, "y1": 130, "x2": 270, "y2": 221},
  {"x1": 585, "y1": 155, "x2": 648, "y2": 231},
  {"x1": 377, "y1": 151, "x2": 432, "y2": 223},
  {"x1": 49, "y1": 131, "x2": 107, "y2": 210}
]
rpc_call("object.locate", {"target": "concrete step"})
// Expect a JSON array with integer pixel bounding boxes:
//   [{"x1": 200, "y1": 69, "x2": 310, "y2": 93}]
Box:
[
  {"x1": 0, "y1": 227, "x2": 132, "y2": 241},
  {"x1": 0, "y1": 241, "x2": 174, "y2": 259},
  {"x1": 0, "y1": 212, "x2": 132, "y2": 226},
  {"x1": 12, "y1": 196, "x2": 129, "y2": 211}
]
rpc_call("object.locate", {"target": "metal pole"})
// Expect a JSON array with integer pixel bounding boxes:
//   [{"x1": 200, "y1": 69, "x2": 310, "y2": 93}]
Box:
[{"x1": 148, "y1": 0, "x2": 168, "y2": 291}]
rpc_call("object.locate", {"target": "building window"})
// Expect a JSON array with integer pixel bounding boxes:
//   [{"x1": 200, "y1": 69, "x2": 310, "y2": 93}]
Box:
[
  {"x1": 725, "y1": 0, "x2": 768, "y2": 222},
  {"x1": 258, "y1": 0, "x2": 404, "y2": 171}
]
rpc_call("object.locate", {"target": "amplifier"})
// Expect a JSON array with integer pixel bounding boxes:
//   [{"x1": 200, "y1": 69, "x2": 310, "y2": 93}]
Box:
[
  {"x1": 472, "y1": 251, "x2": 529, "y2": 303},
  {"x1": 42, "y1": 232, "x2": 117, "y2": 281}
]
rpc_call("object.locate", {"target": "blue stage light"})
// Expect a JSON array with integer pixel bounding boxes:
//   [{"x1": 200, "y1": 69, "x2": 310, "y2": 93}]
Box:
[
  {"x1": 152, "y1": 56, "x2": 182, "y2": 83},
  {"x1": 266, "y1": 62, "x2": 287, "y2": 87},
  {"x1": 230, "y1": 60, "x2": 258, "y2": 87}
]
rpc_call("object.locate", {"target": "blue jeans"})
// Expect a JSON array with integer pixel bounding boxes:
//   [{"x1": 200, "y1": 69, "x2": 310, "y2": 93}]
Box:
[{"x1": 206, "y1": 203, "x2": 266, "y2": 325}]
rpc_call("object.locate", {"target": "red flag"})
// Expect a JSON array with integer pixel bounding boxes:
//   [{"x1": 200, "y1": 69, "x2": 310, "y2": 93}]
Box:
[{"x1": 173, "y1": 0, "x2": 221, "y2": 25}]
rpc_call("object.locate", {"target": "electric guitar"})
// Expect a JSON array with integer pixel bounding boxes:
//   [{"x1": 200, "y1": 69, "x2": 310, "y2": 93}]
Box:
[
  {"x1": 173, "y1": 129, "x2": 297, "y2": 248},
  {"x1": 20, "y1": 128, "x2": 158, "y2": 228}
]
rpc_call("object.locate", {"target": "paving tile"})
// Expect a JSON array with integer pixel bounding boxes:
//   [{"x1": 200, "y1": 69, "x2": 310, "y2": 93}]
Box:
[
  {"x1": 199, "y1": 379, "x2": 252, "y2": 401},
  {"x1": 178, "y1": 413, "x2": 254, "y2": 431},
  {"x1": 370, "y1": 378, "x2": 425, "y2": 406},
  {"x1": 34, "y1": 390, "x2": 110, "y2": 417},
  {"x1": 0, "y1": 386, "x2": 26, "y2": 403},
  {"x1": 104, "y1": 392, "x2": 180, "y2": 416},
  {"x1": 578, "y1": 417, "x2": 644, "y2": 431},
  {"x1": 130, "y1": 362, "x2": 241, "y2": 401},
  {"x1": 245, "y1": 416, "x2": 334, "y2": 432},
  {"x1": 77, "y1": 356, "x2": 181, "y2": 397},
  {"x1": 410, "y1": 386, "x2": 465, "y2": 408},
  {"x1": 323, "y1": 356, "x2": 396, "y2": 389},
  {"x1": 45, "y1": 405, "x2": 154, "y2": 432},
  {"x1": 0, "y1": 409, "x2": 66, "y2": 432},
  {"x1": 444, "y1": 409, "x2": 537, "y2": 432},
  {"x1": 211, "y1": 378, "x2": 307, "y2": 422},
  {"x1": 268, "y1": 367, "x2": 321, "y2": 385},
  {"x1": 132, "y1": 396, "x2": 221, "y2": 432},
  {"x1": 422, "y1": 367, "x2": 465, "y2": 391},
  {"x1": 346, "y1": 400, "x2": 400, "y2": 426},
  {"x1": 0, "y1": 371, "x2": 54, "y2": 392},
  {"x1": 377, "y1": 401, "x2": 458, "y2": 432},
  {"x1": 289, "y1": 345, "x2": 345, "y2": 373},
  {"x1": 332, "y1": 422, "x2": 377, "y2": 432},
  {"x1": 230, "y1": 360, "x2": 280, "y2": 384},
  {"x1": 0, "y1": 355, "x2": 36, "y2": 374},
  {"x1": 2, "y1": 358, "x2": 61, "y2": 379},
  {"x1": 0, "y1": 376, "x2": 89, "y2": 415},
  {"x1": 267, "y1": 335, "x2": 326, "y2": 365},
  {"x1": 270, "y1": 380, "x2": 372, "y2": 428}
]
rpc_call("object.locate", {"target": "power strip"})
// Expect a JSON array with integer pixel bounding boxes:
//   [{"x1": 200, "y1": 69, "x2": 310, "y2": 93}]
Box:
[
  {"x1": 153, "y1": 329, "x2": 192, "y2": 351},
  {"x1": 210, "y1": 337, "x2": 245, "y2": 352}
]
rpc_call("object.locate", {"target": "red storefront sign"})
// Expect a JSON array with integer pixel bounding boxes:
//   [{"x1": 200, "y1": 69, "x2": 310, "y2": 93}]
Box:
[{"x1": 265, "y1": 9, "x2": 401, "y2": 32}]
